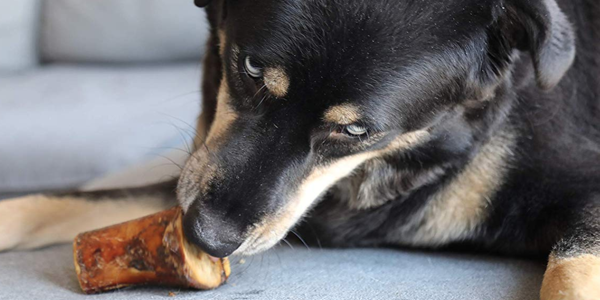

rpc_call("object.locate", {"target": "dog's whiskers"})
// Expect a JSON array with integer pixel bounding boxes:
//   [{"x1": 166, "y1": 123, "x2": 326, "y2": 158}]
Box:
[
  {"x1": 160, "y1": 113, "x2": 203, "y2": 150},
  {"x1": 234, "y1": 254, "x2": 256, "y2": 278},
  {"x1": 290, "y1": 230, "x2": 310, "y2": 251},
  {"x1": 160, "y1": 90, "x2": 201, "y2": 103},
  {"x1": 305, "y1": 222, "x2": 323, "y2": 250},
  {"x1": 149, "y1": 146, "x2": 192, "y2": 156},
  {"x1": 152, "y1": 154, "x2": 184, "y2": 171},
  {"x1": 281, "y1": 237, "x2": 294, "y2": 250},
  {"x1": 172, "y1": 123, "x2": 194, "y2": 155},
  {"x1": 252, "y1": 85, "x2": 269, "y2": 111},
  {"x1": 252, "y1": 83, "x2": 268, "y2": 99}
]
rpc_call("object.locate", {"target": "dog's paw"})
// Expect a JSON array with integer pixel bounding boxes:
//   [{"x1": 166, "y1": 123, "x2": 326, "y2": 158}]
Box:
[
  {"x1": 0, "y1": 195, "x2": 44, "y2": 252},
  {"x1": 541, "y1": 254, "x2": 600, "y2": 300}
]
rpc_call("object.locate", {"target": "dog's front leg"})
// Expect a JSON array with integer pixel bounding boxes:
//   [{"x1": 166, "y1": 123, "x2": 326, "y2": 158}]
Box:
[
  {"x1": 0, "y1": 180, "x2": 177, "y2": 252},
  {"x1": 540, "y1": 206, "x2": 600, "y2": 300}
]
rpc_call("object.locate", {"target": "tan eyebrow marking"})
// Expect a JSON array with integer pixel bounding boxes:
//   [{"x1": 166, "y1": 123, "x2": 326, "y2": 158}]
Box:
[
  {"x1": 263, "y1": 67, "x2": 290, "y2": 98},
  {"x1": 323, "y1": 104, "x2": 362, "y2": 125}
]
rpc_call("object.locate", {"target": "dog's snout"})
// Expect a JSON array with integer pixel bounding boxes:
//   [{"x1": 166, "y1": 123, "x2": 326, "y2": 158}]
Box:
[{"x1": 182, "y1": 205, "x2": 243, "y2": 258}]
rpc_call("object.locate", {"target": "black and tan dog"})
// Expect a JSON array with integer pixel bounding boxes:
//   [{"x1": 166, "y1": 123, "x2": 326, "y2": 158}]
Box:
[{"x1": 1, "y1": 0, "x2": 599, "y2": 298}]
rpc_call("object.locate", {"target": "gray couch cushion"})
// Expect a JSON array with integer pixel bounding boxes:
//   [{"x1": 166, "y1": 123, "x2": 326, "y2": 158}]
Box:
[
  {"x1": 40, "y1": 0, "x2": 208, "y2": 63},
  {"x1": 0, "y1": 0, "x2": 40, "y2": 72},
  {"x1": 0, "y1": 63, "x2": 200, "y2": 193},
  {"x1": 0, "y1": 244, "x2": 545, "y2": 300}
]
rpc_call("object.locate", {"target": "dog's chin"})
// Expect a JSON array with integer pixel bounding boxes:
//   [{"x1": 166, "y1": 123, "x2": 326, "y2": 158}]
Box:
[{"x1": 231, "y1": 229, "x2": 288, "y2": 257}]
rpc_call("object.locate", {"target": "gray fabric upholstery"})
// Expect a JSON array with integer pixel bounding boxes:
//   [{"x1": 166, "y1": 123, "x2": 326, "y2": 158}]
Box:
[
  {"x1": 0, "y1": 0, "x2": 40, "y2": 72},
  {"x1": 0, "y1": 63, "x2": 200, "y2": 193},
  {"x1": 0, "y1": 244, "x2": 545, "y2": 300},
  {"x1": 40, "y1": 0, "x2": 208, "y2": 63}
]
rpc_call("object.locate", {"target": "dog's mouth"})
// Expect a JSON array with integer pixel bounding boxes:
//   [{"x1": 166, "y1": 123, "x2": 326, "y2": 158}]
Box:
[{"x1": 233, "y1": 224, "x2": 287, "y2": 256}]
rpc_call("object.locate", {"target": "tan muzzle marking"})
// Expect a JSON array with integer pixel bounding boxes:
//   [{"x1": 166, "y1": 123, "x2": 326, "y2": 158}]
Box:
[{"x1": 234, "y1": 129, "x2": 431, "y2": 255}]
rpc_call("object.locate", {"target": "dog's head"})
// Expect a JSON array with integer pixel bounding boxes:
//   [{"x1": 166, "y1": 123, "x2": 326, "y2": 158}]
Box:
[{"x1": 178, "y1": 0, "x2": 575, "y2": 257}]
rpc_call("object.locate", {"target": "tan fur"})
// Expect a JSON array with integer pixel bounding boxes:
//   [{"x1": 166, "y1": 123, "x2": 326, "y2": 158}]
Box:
[
  {"x1": 541, "y1": 254, "x2": 600, "y2": 300},
  {"x1": 193, "y1": 29, "x2": 229, "y2": 149},
  {"x1": 323, "y1": 104, "x2": 362, "y2": 125},
  {"x1": 218, "y1": 30, "x2": 227, "y2": 57},
  {"x1": 205, "y1": 79, "x2": 237, "y2": 145},
  {"x1": 263, "y1": 67, "x2": 290, "y2": 98},
  {"x1": 336, "y1": 161, "x2": 447, "y2": 211},
  {"x1": 194, "y1": 110, "x2": 211, "y2": 150},
  {"x1": 180, "y1": 52, "x2": 238, "y2": 211},
  {"x1": 179, "y1": 78, "x2": 233, "y2": 211},
  {"x1": 404, "y1": 131, "x2": 514, "y2": 246},
  {"x1": 0, "y1": 194, "x2": 166, "y2": 251},
  {"x1": 178, "y1": 149, "x2": 225, "y2": 212},
  {"x1": 234, "y1": 129, "x2": 431, "y2": 255},
  {"x1": 208, "y1": 29, "x2": 238, "y2": 145},
  {"x1": 181, "y1": 27, "x2": 240, "y2": 210}
]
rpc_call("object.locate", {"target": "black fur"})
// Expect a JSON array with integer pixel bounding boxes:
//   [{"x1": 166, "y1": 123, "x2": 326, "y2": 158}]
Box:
[{"x1": 181, "y1": 0, "x2": 600, "y2": 262}]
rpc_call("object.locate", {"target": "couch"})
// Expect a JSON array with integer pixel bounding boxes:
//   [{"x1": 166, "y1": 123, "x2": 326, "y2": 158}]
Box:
[{"x1": 0, "y1": 1, "x2": 546, "y2": 299}]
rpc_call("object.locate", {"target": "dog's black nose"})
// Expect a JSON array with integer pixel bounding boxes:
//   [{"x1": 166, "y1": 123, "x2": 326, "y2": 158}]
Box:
[{"x1": 182, "y1": 205, "x2": 243, "y2": 258}]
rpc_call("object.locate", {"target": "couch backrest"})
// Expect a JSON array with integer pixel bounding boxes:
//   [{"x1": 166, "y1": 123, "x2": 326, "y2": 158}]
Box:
[
  {"x1": 0, "y1": 0, "x2": 208, "y2": 72},
  {"x1": 40, "y1": 0, "x2": 208, "y2": 63},
  {"x1": 0, "y1": 0, "x2": 40, "y2": 72}
]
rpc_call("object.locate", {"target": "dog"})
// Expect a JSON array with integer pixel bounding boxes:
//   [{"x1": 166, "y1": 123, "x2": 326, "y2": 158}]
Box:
[{"x1": 1, "y1": 0, "x2": 599, "y2": 298}]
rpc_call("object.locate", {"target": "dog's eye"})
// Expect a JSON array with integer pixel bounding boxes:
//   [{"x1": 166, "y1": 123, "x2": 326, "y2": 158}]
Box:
[
  {"x1": 244, "y1": 56, "x2": 263, "y2": 78},
  {"x1": 344, "y1": 124, "x2": 368, "y2": 137}
]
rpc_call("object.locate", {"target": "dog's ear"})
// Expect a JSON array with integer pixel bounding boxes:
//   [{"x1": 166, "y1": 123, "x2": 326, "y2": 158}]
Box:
[
  {"x1": 194, "y1": 0, "x2": 211, "y2": 7},
  {"x1": 506, "y1": 0, "x2": 576, "y2": 90}
]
